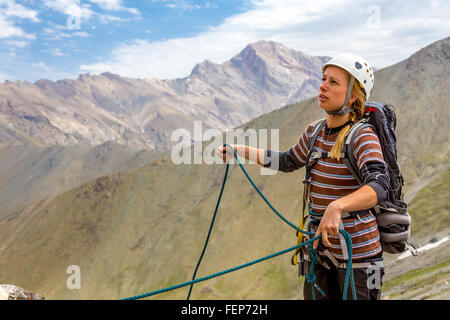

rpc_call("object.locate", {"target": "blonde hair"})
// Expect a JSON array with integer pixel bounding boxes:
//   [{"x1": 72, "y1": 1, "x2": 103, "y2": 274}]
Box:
[{"x1": 328, "y1": 71, "x2": 367, "y2": 160}]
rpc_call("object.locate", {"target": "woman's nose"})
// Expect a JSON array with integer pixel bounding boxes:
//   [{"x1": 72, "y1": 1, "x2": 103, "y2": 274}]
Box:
[{"x1": 319, "y1": 81, "x2": 327, "y2": 91}]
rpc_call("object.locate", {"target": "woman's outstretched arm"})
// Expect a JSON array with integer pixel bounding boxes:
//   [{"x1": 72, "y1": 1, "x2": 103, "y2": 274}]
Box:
[
  {"x1": 216, "y1": 144, "x2": 306, "y2": 172},
  {"x1": 216, "y1": 144, "x2": 267, "y2": 166}
]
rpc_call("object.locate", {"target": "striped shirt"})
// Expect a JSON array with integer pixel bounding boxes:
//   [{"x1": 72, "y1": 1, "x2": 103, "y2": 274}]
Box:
[{"x1": 264, "y1": 119, "x2": 390, "y2": 261}]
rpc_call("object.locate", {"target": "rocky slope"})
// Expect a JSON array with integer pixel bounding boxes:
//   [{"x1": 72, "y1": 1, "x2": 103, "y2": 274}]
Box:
[
  {"x1": 0, "y1": 142, "x2": 167, "y2": 219},
  {"x1": 369, "y1": 36, "x2": 450, "y2": 201}
]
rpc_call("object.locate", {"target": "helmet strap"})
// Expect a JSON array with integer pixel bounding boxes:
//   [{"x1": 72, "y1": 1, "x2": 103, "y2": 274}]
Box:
[{"x1": 326, "y1": 76, "x2": 355, "y2": 116}]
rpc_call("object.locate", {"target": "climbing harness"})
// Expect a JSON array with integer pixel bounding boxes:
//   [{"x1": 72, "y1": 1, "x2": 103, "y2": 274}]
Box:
[{"x1": 121, "y1": 144, "x2": 356, "y2": 300}]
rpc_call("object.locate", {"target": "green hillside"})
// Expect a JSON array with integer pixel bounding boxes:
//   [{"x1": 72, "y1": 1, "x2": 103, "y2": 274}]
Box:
[
  {"x1": 380, "y1": 167, "x2": 450, "y2": 300},
  {"x1": 408, "y1": 167, "x2": 450, "y2": 240},
  {"x1": 0, "y1": 151, "x2": 309, "y2": 299}
]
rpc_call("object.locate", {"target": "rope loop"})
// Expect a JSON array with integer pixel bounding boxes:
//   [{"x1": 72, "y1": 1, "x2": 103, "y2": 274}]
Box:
[{"x1": 121, "y1": 144, "x2": 356, "y2": 301}]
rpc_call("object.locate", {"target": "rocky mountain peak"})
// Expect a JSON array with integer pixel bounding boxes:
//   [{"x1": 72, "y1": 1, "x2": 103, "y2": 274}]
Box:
[
  {"x1": 189, "y1": 59, "x2": 217, "y2": 77},
  {"x1": 406, "y1": 36, "x2": 450, "y2": 71},
  {"x1": 77, "y1": 73, "x2": 92, "y2": 82},
  {"x1": 235, "y1": 40, "x2": 315, "y2": 66},
  {"x1": 100, "y1": 71, "x2": 125, "y2": 80},
  {"x1": 231, "y1": 40, "x2": 329, "y2": 78},
  {"x1": 244, "y1": 40, "x2": 293, "y2": 58}
]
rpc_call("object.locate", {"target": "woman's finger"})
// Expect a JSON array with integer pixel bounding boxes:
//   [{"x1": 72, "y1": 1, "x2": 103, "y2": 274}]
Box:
[
  {"x1": 328, "y1": 226, "x2": 338, "y2": 237},
  {"x1": 321, "y1": 229, "x2": 332, "y2": 248},
  {"x1": 313, "y1": 230, "x2": 321, "y2": 250},
  {"x1": 217, "y1": 146, "x2": 231, "y2": 162}
]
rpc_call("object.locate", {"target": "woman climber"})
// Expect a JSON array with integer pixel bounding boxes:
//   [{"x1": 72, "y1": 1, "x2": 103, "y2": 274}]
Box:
[{"x1": 216, "y1": 54, "x2": 389, "y2": 300}]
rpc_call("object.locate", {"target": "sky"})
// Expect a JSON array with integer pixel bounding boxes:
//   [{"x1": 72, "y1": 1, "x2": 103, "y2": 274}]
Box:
[{"x1": 0, "y1": 0, "x2": 449, "y2": 83}]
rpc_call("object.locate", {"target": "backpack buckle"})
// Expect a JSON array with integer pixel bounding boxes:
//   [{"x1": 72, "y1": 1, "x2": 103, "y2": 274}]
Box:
[{"x1": 406, "y1": 241, "x2": 419, "y2": 256}]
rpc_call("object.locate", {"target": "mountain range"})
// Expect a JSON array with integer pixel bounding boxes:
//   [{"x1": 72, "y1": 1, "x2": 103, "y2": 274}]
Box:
[
  {"x1": 0, "y1": 40, "x2": 328, "y2": 219},
  {"x1": 0, "y1": 41, "x2": 328, "y2": 150}
]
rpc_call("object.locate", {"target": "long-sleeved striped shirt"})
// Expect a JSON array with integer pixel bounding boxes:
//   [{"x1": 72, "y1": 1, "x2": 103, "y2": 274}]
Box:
[{"x1": 263, "y1": 119, "x2": 390, "y2": 261}]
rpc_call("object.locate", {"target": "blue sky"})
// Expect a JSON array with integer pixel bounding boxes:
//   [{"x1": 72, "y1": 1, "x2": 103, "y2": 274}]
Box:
[{"x1": 0, "y1": 0, "x2": 449, "y2": 82}]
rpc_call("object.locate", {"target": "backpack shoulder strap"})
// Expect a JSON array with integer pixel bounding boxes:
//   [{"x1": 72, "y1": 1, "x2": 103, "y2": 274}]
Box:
[
  {"x1": 305, "y1": 119, "x2": 327, "y2": 163},
  {"x1": 307, "y1": 118, "x2": 327, "y2": 155},
  {"x1": 342, "y1": 120, "x2": 384, "y2": 216},
  {"x1": 303, "y1": 118, "x2": 326, "y2": 184},
  {"x1": 341, "y1": 119, "x2": 374, "y2": 185}
]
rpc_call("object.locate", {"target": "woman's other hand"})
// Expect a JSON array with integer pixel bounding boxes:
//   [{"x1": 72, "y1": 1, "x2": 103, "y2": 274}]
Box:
[{"x1": 313, "y1": 201, "x2": 343, "y2": 249}]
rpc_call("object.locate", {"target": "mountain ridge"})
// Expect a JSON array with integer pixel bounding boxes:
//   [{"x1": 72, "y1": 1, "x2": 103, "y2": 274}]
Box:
[{"x1": 0, "y1": 40, "x2": 329, "y2": 150}]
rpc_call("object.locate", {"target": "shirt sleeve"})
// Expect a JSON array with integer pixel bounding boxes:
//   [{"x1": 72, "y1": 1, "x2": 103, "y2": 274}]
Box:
[
  {"x1": 353, "y1": 126, "x2": 390, "y2": 204},
  {"x1": 263, "y1": 121, "x2": 319, "y2": 172}
]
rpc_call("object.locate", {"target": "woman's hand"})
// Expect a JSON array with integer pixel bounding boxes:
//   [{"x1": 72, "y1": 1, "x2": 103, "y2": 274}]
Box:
[
  {"x1": 313, "y1": 201, "x2": 344, "y2": 249},
  {"x1": 216, "y1": 144, "x2": 237, "y2": 163}
]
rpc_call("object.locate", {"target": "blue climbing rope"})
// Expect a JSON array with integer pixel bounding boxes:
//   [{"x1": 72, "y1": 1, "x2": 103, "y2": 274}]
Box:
[
  {"x1": 122, "y1": 237, "x2": 320, "y2": 300},
  {"x1": 305, "y1": 219, "x2": 356, "y2": 300},
  {"x1": 121, "y1": 144, "x2": 356, "y2": 300},
  {"x1": 186, "y1": 160, "x2": 229, "y2": 300}
]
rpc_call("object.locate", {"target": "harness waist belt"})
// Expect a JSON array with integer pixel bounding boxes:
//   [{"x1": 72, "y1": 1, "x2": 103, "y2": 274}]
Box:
[
  {"x1": 308, "y1": 211, "x2": 374, "y2": 220},
  {"x1": 304, "y1": 251, "x2": 384, "y2": 269}
]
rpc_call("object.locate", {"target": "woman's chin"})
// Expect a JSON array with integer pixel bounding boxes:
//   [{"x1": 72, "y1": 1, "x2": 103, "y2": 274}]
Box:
[
  {"x1": 318, "y1": 100, "x2": 340, "y2": 112},
  {"x1": 318, "y1": 100, "x2": 331, "y2": 110}
]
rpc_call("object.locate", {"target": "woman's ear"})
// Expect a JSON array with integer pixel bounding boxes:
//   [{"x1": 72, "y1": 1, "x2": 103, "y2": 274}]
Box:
[{"x1": 348, "y1": 94, "x2": 357, "y2": 106}]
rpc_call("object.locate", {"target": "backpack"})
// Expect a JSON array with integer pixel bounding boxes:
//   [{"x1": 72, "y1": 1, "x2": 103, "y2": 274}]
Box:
[{"x1": 303, "y1": 101, "x2": 416, "y2": 255}]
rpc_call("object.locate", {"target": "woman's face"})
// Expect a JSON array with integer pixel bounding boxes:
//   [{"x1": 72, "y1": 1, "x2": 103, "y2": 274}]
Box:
[{"x1": 318, "y1": 66, "x2": 355, "y2": 111}]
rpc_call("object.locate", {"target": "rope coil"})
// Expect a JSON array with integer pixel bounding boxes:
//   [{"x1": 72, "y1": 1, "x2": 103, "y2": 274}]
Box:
[{"x1": 121, "y1": 144, "x2": 356, "y2": 300}]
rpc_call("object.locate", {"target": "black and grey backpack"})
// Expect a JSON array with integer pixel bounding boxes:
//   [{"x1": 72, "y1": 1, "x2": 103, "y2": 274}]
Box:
[{"x1": 305, "y1": 101, "x2": 417, "y2": 255}]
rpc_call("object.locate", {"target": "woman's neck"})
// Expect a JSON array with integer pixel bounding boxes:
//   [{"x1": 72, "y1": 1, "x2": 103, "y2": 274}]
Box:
[{"x1": 326, "y1": 113, "x2": 351, "y2": 128}]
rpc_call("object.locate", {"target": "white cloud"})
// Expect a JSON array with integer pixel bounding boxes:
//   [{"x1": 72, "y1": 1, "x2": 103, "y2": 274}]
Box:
[
  {"x1": 73, "y1": 31, "x2": 90, "y2": 37},
  {"x1": 97, "y1": 13, "x2": 128, "y2": 23},
  {"x1": 0, "y1": 16, "x2": 26, "y2": 38},
  {"x1": 51, "y1": 47, "x2": 65, "y2": 56},
  {"x1": 73, "y1": 0, "x2": 449, "y2": 79},
  {"x1": 78, "y1": 0, "x2": 354, "y2": 78},
  {"x1": 170, "y1": 1, "x2": 200, "y2": 10},
  {"x1": 42, "y1": 24, "x2": 73, "y2": 40},
  {"x1": 154, "y1": 0, "x2": 202, "y2": 10},
  {"x1": 43, "y1": 0, "x2": 139, "y2": 17},
  {"x1": 42, "y1": 47, "x2": 65, "y2": 56},
  {"x1": 5, "y1": 39, "x2": 28, "y2": 47},
  {"x1": 89, "y1": 0, "x2": 123, "y2": 10},
  {"x1": 88, "y1": 0, "x2": 140, "y2": 15},
  {"x1": 42, "y1": 0, "x2": 139, "y2": 32},
  {"x1": 1, "y1": 0, "x2": 39, "y2": 21},
  {"x1": 0, "y1": 0, "x2": 39, "y2": 39},
  {"x1": 204, "y1": 2, "x2": 218, "y2": 10},
  {"x1": 43, "y1": 0, "x2": 95, "y2": 20},
  {"x1": 32, "y1": 61, "x2": 52, "y2": 72},
  {"x1": 41, "y1": 21, "x2": 91, "y2": 40}
]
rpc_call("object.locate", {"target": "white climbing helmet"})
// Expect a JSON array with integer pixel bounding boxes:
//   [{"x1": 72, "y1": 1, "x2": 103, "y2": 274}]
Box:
[{"x1": 322, "y1": 53, "x2": 374, "y2": 100}]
